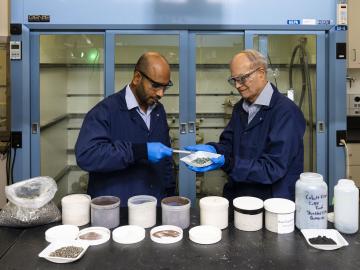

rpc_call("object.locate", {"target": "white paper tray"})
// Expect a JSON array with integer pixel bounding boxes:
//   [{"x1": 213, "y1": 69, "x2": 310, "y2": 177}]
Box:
[
  {"x1": 180, "y1": 151, "x2": 221, "y2": 168},
  {"x1": 301, "y1": 229, "x2": 349, "y2": 250},
  {"x1": 38, "y1": 240, "x2": 89, "y2": 263}
]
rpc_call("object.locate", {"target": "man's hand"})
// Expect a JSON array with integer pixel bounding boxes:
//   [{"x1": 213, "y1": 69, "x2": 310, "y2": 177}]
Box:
[
  {"x1": 147, "y1": 142, "x2": 173, "y2": 163},
  {"x1": 185, "y1": 155, "x2": 225, "y2": 172}
]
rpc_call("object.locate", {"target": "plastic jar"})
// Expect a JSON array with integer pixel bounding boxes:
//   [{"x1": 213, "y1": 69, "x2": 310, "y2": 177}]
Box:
[
  {"x1": 128, "y1": 195, "x2": 157, "y2": 228},
  {"x1": 233, "y1": 196, "x2": 263, "y2": 231},
  {"x1": 264, "y1": 198, "x2": 295, "y2": 234},
  {"x1": 295, "y1": 172, "x2": 328, "y2": 229},
  {"x1": 91, "y1": 196, "x2": 120, "y2": 229},
  {"x1": 200, "y1": 196, "x2": 229, "y2": 229},
  {"x1": 61, "y1": 194, "x2": 91, "y2": 226},
  {"x1": 161, "y1": 196, "x2": 191, "y2": 229},
  {"x1": 334, "y1": 179, "x2": 359, "y2": 234}
]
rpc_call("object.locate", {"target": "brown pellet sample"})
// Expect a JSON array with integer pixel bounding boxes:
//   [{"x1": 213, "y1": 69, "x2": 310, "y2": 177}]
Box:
[
  {"x1": 152, "y1": 230, "x2": 180, "y2": 238},
  {"x1": 79, "y1": 231, "x2": 102, "y2": 240},
  {"x1": 49, "y1": 246, "x2": 84, "y2": 258}
]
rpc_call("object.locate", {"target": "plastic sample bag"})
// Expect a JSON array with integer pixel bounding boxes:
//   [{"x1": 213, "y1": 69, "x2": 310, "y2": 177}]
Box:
[{"x1": 0, "y1": 176, "x2": 61, "y2": 227}]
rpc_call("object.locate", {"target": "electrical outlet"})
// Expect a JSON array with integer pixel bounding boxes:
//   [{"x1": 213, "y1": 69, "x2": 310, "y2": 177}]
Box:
[
  {"x1": 11, "y1": 131, "x2": 22, "y2": 148},
  {"x1": 336, "y1": 130, "x2": 347, "y2": 147}
]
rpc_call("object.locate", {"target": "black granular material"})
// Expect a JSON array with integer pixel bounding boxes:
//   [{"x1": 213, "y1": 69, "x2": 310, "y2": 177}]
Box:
[{"x1": 309, "y1": 235, "x2": 337, "y2": 245}]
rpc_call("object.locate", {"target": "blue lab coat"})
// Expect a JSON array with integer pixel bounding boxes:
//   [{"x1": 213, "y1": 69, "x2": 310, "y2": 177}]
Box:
[
  {"x1": 210, "y1": 84, "x2": 306, "y2": 201},
  {"x1": 75, "y1": 87, "x2": 174, "y2": 205}
]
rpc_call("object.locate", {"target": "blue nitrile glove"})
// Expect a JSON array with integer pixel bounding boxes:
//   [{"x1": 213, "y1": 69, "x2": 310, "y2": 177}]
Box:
[
  {"x1": 184, "y1": 144, "x2": 216, "y2": 153},
  {"x1": 147, "y1": 142, "x2": 173, "y2": 163},
  {"x1": 185, "y1": 155, "x2": 225, "y2": 173}
]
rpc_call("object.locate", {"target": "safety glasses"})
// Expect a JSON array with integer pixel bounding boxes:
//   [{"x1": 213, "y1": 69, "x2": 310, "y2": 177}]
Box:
[
  {"x1": 227, "y1": 67, "x2": 262, "y2": 87},
  {"x1": 136, "y1": 69, "x2": 173, "y2": 91}
]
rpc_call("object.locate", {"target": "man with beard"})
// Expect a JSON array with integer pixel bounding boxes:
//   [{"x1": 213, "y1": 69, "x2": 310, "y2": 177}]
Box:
[
  {"x1": 185, "y1": 49, "x2": 305, "y2": 202},
  {"x1": 75, "y1": 52, "x2": 175, "y2": 203}
]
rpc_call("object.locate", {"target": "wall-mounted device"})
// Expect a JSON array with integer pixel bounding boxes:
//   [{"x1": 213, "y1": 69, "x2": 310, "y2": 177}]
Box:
[
  {"x1": 9, "y1": 41, "x2": 21, "y2": 60},
  {"x1": 336, "y1": 3, "x2": 347, "y2": 25},
  {"x1": 347, "y1": 94, "x2": 360, "y2": 116}
]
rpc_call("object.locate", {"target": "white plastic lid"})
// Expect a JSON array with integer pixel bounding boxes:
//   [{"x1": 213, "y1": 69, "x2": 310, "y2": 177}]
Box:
[
  {"x1": 77, "y1": 227, "x2": 110, "y2": 246},
  {"x1": 112, "y1": 225, "x2": 145, "y2": 244},
  {"x1": 264, "y1": 198, "x2": 295, "y2": 214},
  {"x1": 128, "y1": 195, "x2": 157, "y2": 208},
  {"x1": 233, "y1": 196, "x2": 263, "y2": 211},
  {"x1": 45, "y1": 225, "x2": 79, "y2": 243},
  {"x1": 150, "y1": 225, "x2": 183, "y2": 244},
  {"x1": 189, "y1": 225, "x2": 222, "y2": 245},
  {"x1": 199, "y1": 196, "x2": 229, "y2": 209},
  {"x1": 300, "y1": 172, "x2": 323, "y2": 183},
  {"x1": 61, "y1": 194, "x2": 91, "y2": 205},
  {"x1": 337, "y1": 179, "x2": 356, "y2": 188}
]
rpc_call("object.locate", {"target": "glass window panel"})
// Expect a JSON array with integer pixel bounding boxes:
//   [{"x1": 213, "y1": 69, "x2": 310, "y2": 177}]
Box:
[
  {"x1": 195, "y1": 34, "x2": 244, "y2": 197},
  {"x1": 39, "y1": 34, "x2": 104, "y2": 202},
  {"x1": 254, "y1": 34, "x2": 317, "y2": 172}
]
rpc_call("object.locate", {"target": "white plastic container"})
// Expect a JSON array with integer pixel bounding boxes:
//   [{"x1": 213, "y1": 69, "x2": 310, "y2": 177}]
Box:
[
  {"x1": 264, "y1": 198, "x2": 295, "y2": 234},
  {"x1": 233, "y1": 196, "x2": 263, "y2": 231},
  {"x1": 61, "y1": 194, "x2": 91, "y2": 226},
  {"x1": 199, "y1": 196, "x2": 229, "y2": 230},
  {"x1": 161, "y1": 196, "x2": 191, "y2": 229},
  {"x1": 91, "y1": 196, "x2": 120, "y2": 229},
  {"x1": 45, "y1": 225, "x2": 79, "y2": 243},
  {"x1": 334, "y1": 179, "x2": 359, "y2": 234},
  {"x1": 128, "y1": 195, "x2": 157, "y2": 228},
  {"x1": 295, "y1": 172, "x2": 328, "y2": 229}
]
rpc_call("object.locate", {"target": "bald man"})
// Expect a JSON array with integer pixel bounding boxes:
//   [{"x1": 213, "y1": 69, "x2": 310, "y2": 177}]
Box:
[
  {"x1": 185, "y1": 49, "x2": 306, "y2": 201},
  {"x1": 75, "y1": 52, "x2": 175, "y2": 204}
]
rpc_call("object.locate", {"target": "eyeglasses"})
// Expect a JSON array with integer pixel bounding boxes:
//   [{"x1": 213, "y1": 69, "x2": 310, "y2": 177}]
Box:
[
  {"x1": 227, "y1": 67, "x2": 262, "y2": 87},
  {"x1": 136, "y1": 69, "x2": 173, "y2": 91}
]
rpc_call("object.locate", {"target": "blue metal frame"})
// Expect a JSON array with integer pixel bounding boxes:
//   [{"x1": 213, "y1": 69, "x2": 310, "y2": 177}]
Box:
[
  {"x1": 246, "y1": 30, "x2": 328, "y2": 182},
  {"x1": 328, "y1": 27, "x2": 347, "y2": 203},
  {"x1": 14, "y1": 0, "x2": 336, "y2": 30},
  {"x1": 29, "y1": 32, "x2": 40, "y2": 177},
  {"x1": 11, "y1": 25, "x2": 31, "y2": 181}
]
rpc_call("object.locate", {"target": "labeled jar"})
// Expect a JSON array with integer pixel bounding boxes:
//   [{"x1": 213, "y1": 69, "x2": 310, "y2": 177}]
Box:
[
  {"x1": 61, "y1": 194, "x2": 91, "y2": 226},
  {"x1": 233, "y1": 196, "x2": 263, "y2": 231},
  {"x1": 161, "y1": 196, "x2": 191, "y2": 229},
  {"x1": 295, "y1": 172, "x2": 328, "y2": 229},
  {"x1": 91, "y1": 196, "x2": 120, "y2": 229},
  {"x1": 264, "y1": 198, "x2": 295, "y2": 234},
  {"x1": 200, "y1": 196, "x2": 229, "y2": 229},
  {"x1": 334, "y1": 179, "x2": 359, "y2": 234},
  {"x1": 128, "y1": 195, "x2": 157, "y2": 228}
]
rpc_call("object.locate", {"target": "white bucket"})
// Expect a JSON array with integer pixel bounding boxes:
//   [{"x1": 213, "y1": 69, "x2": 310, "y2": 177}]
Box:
[
  {"x1": 61, "y1": 194, "x2": 91, "y2": 226},
  {"x1": 264, "y1": 198, "x2": 295, "y2": 234},
  {"x1": 200, "y1": 196, "x2": 229, "y2": 229},
  {"x1": 128, "y1": 195, "x2": 157, "y2": 228},
  {"x1": 233, "y1": 196, "x2": 263, "y2": 231}
]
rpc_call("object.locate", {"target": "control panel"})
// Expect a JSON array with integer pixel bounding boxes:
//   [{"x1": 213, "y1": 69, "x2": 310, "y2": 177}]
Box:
[
  {"x1": 337, "y1": 3, "x2": 348, "y2": 25},
  {"x1": 348, "y1": 94, "x2": 360, "y2": 116},
  {"x1": 10, "y1": 41, "x2": 21, "y2": 60}
]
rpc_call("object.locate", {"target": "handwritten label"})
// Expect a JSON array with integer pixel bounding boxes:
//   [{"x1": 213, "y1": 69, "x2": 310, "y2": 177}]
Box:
[{"x1": 305, "y1": 192, "x2": 327, "y2": 221}]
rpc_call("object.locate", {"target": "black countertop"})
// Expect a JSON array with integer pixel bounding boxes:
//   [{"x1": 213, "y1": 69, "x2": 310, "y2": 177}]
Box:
[{"x1": 1, "y1": 210, "x2": 360, "y2": 270}]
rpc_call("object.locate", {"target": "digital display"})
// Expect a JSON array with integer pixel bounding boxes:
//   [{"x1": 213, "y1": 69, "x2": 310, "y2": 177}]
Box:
[{"x1": 11, "y1": 44, "x2": 19, "y2": 49}]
